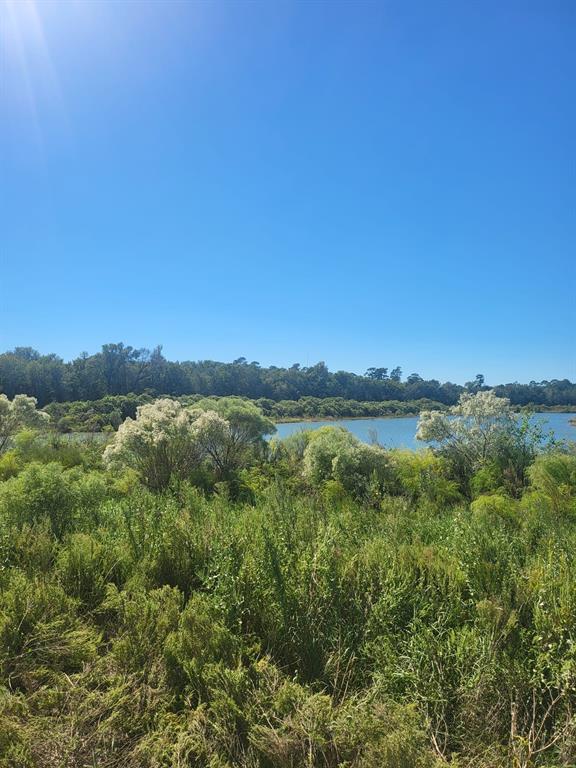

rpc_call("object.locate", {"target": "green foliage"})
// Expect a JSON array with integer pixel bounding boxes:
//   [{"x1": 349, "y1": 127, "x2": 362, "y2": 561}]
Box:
[
  {"x1": 2, "y1": 343, "x2": 576, "y2": 411},
  {"x1": 0, "y1": 571, "x2": 99, "y2": 692},
  {"x1": 262, "y1": 395, "x2": 445, "y2": 421},
  {"x1": 55, "y1": 533, "x2": 129, "y2": 609},
  {"x1": 0, "y1": 417, "x2": 575, "y2": 766},
  {"x1": 528, "y1": 452, "x2": 576, "y2": 512},
  {"x1": 107, "y1": 585, "x2": 183, "y2": 678},
  {"x1": 0, "y1": 462, "x2": 109, "y2": 538},
  {"x1": 0, "y1": 451, "x2": 20, "y2": 481},
  {"x1": 11, "y1": 429, "x2": 103, "y2": 470},
  {"x1": 192, "y1": 397, "x2": 276, "y2": 479},
  {"x1": 392, "y1": 449, "x2": 461, "y2": 506},
  {"x1": 303, "y1": 426, "x2": 392, "y2": 499},
  {"x1": 43, "y1": 393, "x2": 153, "y2": 432}
]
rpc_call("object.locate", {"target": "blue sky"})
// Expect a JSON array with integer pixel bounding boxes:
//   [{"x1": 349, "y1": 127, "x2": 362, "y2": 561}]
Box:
[{"x1": 1, "y1": 0, "x2": 574, "y2": 384}]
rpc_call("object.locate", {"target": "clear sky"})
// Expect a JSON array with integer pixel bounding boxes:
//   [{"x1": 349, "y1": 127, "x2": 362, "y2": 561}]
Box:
[{"x1": 1, "y1": 0, "x2": 574, "y2": 384}]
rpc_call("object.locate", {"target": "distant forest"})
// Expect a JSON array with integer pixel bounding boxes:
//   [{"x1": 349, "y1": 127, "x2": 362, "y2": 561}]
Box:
[{"x1": 1, "y1": 343, "x2": 574, "y2": 408}]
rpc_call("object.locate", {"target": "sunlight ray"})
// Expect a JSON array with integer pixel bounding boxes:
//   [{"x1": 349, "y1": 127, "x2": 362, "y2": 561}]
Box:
[{"x1": 2, "y1": 0, "x2": 66, "y2": 142}]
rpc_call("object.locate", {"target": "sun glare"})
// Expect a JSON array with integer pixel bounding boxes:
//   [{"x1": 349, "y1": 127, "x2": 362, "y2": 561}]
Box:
[
  {"x1": 1, "y1": 0, "x2": 65, "y2": 139},
  {"x1": 2, "y1": 0, "x2": 52, "y2": 62}
]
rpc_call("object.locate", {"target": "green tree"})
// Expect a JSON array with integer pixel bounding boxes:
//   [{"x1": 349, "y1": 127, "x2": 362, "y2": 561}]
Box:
[{"x1": 365, "y1": 367, "x2": 389, "y2": 380}]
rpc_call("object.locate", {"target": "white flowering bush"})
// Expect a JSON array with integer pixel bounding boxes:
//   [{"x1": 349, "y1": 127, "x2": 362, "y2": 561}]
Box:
[
  {"x1": 416, "y1": 390, "x2": 543, "y2": 493},
  {"x1": 103, "y1": 399, "x2": 200, "y2": 490},
  {"x1": 0, "y1": 394, "x2": 50, "y2": 452},
  {"x1": 104, "y1": 397, "x2": 276, "y2": 489},
  {"x1": 417, "y1": 391, "x2": 514, "y2": 462}
]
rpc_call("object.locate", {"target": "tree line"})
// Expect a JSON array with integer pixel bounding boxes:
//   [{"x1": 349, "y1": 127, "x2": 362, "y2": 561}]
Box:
[
  {"x1": 1, "y1": 343, "x2": 574, "y2": 408},
  {"x1": 41, "y1": 394, "x2": 448, "y2": 433}
]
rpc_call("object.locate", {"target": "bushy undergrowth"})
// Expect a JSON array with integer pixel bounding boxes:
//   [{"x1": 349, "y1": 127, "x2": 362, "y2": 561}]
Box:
[{"x1": 0, "y1": 420, "x2": 575, "y2": 767}]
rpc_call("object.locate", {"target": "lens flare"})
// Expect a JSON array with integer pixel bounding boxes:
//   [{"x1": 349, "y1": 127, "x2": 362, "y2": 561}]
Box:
[{"x1": 1, "y1": 0, "x2": 64, "y2": 142}]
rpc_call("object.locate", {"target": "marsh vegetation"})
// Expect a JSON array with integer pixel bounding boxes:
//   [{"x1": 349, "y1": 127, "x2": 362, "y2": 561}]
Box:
[{"x1": 0, "y1": 391, "x2": 575, "y2": 767}]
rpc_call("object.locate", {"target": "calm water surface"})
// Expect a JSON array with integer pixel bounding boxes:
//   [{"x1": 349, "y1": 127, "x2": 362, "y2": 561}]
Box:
[{"x1": 274, "y1": 413, "x2": 576, "y2": 449}]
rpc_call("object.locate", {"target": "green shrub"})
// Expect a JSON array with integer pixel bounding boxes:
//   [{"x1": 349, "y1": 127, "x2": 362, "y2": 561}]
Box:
[
  {"x1": 0, "y1": 420, "x2": 575, "y2": 766},
  {"x1": 393, "y1": 449, "x2": 461, "y2": 506},
  {"x1": 0, "y1": 462, "x2": 109, "y2": 538},
  {"x1": 0, "y1": 571, "x2": 99, "y2": 692},
  {"x1": 0, "y1": 452, "x2": 20, "y2": 482},
  {"x1": 303, "y1": 426, "x2": 393, "y2": 499},
  {"x1": 56, "y1": 532, "x2": 129, "y2": 609},
  {"x1": 0, "y1": 689, "x2": 33, "y2": 768},
  {"x1": 0, "y1": 521, "x2": 56, "y2": 575},
  {"x1": 106, "y1": 585, "x2": 183, "y2": 681},
  {"x1": 528, "y1": 452, "x2": 576, "y2": 512}
]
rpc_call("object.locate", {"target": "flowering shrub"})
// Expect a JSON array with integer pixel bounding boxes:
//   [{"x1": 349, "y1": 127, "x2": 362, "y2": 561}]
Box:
[
  {"x1": 103, "y1": 399, "x2": 200, "y2": 490},
  {"x1": 0, "y1": 394, "x2": 50, "y2": 452},
  {"x1": 417, "y1": 391, "x2": 514, "y2": 462},
  {"x1": 417, "y1": 391, "x2": 546, "y2": 493},
  {"x1": 104, "y1": 397, "x2": 276, "y2": 489}
]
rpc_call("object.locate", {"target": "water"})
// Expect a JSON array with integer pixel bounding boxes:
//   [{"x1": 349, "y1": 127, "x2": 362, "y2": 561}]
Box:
[{"x1": 274, "y1": 412, "x2": 576, "y2": 449}]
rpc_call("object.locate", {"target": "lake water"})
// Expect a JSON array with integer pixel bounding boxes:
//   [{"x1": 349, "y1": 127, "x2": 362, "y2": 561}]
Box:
[{"x1": 274, "y1": 412, "x2": 576, "y2": 449}]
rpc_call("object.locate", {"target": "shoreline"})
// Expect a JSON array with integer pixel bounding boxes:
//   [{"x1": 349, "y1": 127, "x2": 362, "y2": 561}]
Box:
[
  {"x1": 274, "y1": 413, "x2": 423, "y2": 424},
  {"x1": 274, "y1": 408, "x2": 576, "y2": 425}
]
